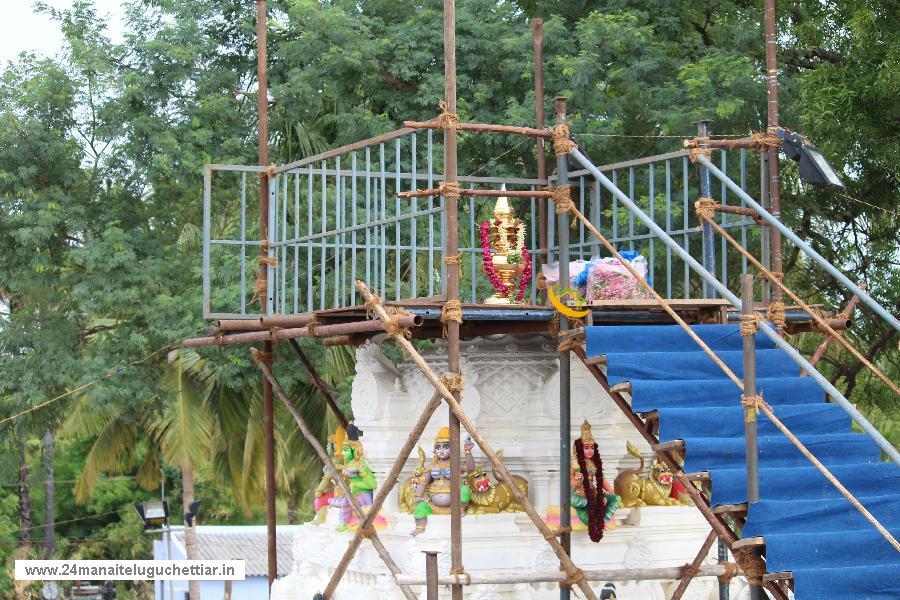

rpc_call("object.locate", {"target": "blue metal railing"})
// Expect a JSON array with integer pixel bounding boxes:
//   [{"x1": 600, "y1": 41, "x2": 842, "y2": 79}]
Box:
[{"x1": 202, "y1": 130, "x2": 763, "y2": 319}]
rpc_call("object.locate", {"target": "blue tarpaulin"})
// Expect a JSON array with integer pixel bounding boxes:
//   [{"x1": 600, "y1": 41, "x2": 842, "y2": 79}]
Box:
[{"x1": 585, "y1": 324, "x2": 900, "y2": 599}]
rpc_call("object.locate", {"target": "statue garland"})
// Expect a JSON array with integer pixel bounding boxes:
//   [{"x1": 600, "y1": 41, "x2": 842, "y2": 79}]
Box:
[{"x1": 573, "y1": 422, "x2": 607, "y2": 542}]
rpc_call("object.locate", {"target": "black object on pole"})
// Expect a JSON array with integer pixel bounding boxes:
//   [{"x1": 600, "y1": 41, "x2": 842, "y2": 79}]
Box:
[{"x1": 776, "y1": 129, "x2": 845, "y2": 188}]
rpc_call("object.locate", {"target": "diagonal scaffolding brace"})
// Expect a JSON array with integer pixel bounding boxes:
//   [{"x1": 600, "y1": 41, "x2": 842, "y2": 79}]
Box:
[
  {"x1": 287, "y1": 339, "x2": 349, "y2": 429},
  {"x1": 251, "y1": 348, "x2": 419, "y2": 600},
  {"x1": 320, "y1": 390, "x2": 443, "y2": 598}
]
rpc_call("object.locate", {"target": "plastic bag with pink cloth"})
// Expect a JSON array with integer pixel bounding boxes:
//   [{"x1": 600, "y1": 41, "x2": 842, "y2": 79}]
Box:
[
  {"x1": 584, "y1": 253, "x2": 652, "y2": 301},
  {"x1": 540, "y1": 259, "x2": 590, "y2": 289}
]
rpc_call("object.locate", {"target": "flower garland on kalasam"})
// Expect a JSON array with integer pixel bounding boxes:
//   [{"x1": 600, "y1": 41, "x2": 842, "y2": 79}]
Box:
[{"x1": 480, "y1": 218, "x2": 532, "y2": 302}]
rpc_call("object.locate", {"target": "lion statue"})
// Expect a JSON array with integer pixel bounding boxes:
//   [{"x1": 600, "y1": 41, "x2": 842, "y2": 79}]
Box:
[
  {"x1": 466, "y1": 451, "x2": 528, "y2": 515},
  {"x1": 614, "y1": 441, "x2": 688, "y2": 507}
]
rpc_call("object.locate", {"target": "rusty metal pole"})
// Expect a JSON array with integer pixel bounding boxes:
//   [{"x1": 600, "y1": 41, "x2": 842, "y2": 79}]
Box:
[
  {"x1": 741, "y1": 274, "x2": 760, "y2": 503},
  {"x1": 425, "y1": 551, "x2": 439, "y2": 600},
  {"x1": 764, "y1": 0, "x2": 784, "y2": 319},
  {"x1": 287, "y1": 339, "x2": 349, "y2": 429},
  {"x1": 695, "y1": 119, "x2": 716, "y2": 299},
  {"x1": 532, "y1": 18, "x2": 548, "y2": 292},
  {"x1": 554, "y1": 96, "x2": 572, "y2": 600},
  {"x1": 740, "y1": 274, "x2": 763, "y2": 600},
  {"x1": 443, "y1": 2, "x2": 463, "y2": 600},
  {"x1": 256, "y1": 0, "x2": 277, "y2": 593}
]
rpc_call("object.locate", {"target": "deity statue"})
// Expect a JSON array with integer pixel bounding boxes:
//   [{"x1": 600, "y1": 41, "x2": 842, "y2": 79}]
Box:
[
  {"x1": 614, "y1": 441, "x2": 692, "y2": 507},
  {"x1": 571, "y1": 420, "x2": 621, "y2": 542},
  {"x1": 329, "y1": 422, "x2": 378, "y2": 531},
  {"x1": 311, "y1": 426, "x2": 346, "y2": 525},
  {"x1": 409, "y1": 427, "x2": 476, "y2": 536}
]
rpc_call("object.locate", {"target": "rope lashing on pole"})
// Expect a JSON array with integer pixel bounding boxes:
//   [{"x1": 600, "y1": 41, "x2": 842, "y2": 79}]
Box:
[
  {"x1": 449, "y1": 566, "x2": 472, "y2": 585},
  {"x1": 741, "y1": 395, "x2": 767, "y2": 422},
  {"x1": 688, "y1": 136, "x2": 712, "y2": 164},
  {"x1": 443, "y1": 253, "x2": 462, "y2": 265},
  {"x1": 382, "y1": 306, "x2": 414, "y2": 339},
  {"x1": 438, "y1": 181, "x2": 461, "y2": 199},
  {"x1": 551, "y1": 123, "x2": 577, "y2": 156},
  {"x1": 435, "y1": 99, "x2": 460, "y2": 130},
  {"x1": 557, "y1": 332, "x2": 585, "y2": 353},
  {"x1": 563, "y1": 568, "x2": 586, "y2": 588},
  {"x1": 767, "y1": 301, "x2": 787, "y2": 329},
  {"x1": 440, "y1": 372, "x2": 465, "y2": 393},
  {"x1": 552, "y1": 195, "x2": 900, "y2": 553},
  {"x1": 441, "y1": 298, "x2": 464, "y2": 337},
  {"x1": 739, "y1": 313, "x2": 762, "y2": 336},
  {"x1": 679, "y1": 563, "x2": 700, "y2": 580},
  {"x1": 717, "y1": 562, "x2": 742, "y2": 582},
  {"x1": 750, "y1": 131, "x2": 782, "y2": 149},
  {"x1": 304, "y1": 321, "x2": 320, "y2": 338},
  {"x1": 694, "y1": 197, "x2": 718, "y2": 221},
  {"x1": 551, "y1": 185, "x2": 575, "y2": 214}
]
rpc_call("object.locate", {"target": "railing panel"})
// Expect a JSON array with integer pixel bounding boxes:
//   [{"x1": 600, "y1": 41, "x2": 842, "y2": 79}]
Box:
[
  {"x1": 203, "y1": 138, "x2": 763, "y2": 317},
  {"x1": 203, "y1": 165, "x2": 266, "y2": 319},
  {"x1": 548, "y1": 149, "x2": 762, "y2": 300}
]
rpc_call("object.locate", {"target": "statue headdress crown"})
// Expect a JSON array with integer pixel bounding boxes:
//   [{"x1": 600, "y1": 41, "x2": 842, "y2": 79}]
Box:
[
  {"x1": 344, "y1": 422, "x2": 363, "y2": 455},
  {"x1": 580, "y1": 419, "x2": 595, "y2": 445},
  {"x1": 435, "y1": 426, "x2": 451, "y2": 443}
]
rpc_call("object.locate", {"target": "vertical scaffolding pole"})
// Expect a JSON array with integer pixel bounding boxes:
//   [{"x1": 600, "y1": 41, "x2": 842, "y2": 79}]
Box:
[
  {"x1": 256, "y1": 0, "x2": 277, "y2": 592},
  {"x1": 759, "y1": 152, "x2": 771, "y2": 305},
  {"x1": 425, "y1": 551, "x2": 439, "y2": 600},
  {"x1": 695, "y1": 119, "x2": 716, "y2": 299},
  {"x1": 555, "y1": 96, "x2": 572, "y2": 600},
  {"x1": 741, "y1": 274, "x2": 760, "y2": 503},
  {"x1": 532, "y1": 18, "x2": 548, "y2": 285},
  {"x1": 443, "y1": 3, "x2": 463, "y2": 600},
  {"x1": 764, "y1": 0, "x2": 783, "y2": 318},
  {"x1": 740, "y1": 274, "x2": 765, "y2": 594}
]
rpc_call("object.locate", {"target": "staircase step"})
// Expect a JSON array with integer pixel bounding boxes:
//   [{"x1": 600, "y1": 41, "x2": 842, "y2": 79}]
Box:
[
  {"x1": 744, "y1": 496, "x2": 900, "y2": 537},
  {"x1": 656, "y1": 404, "x2": 849, "y2": 440},
  {"x1": 710, "y1": 463, "x2": 900, "y2": 506},
  {"x1": 605, "y1": 349, "x2": 800, "y2": 383},
  {"x1": 765, "y1": 530, "x2": 900, "y2": 570},
  {"x1": 792, "y1": 565, "x2": 900, "y2": 600},
  {"x1": 586, "y1": 324, "x2": 774, "y2": 354},
  {"x1": 683, "y1": 433, "x2": 880, "y2": 472},
  {"x1": 629, "y1": 376, "x2": 824, "y2": 412}
]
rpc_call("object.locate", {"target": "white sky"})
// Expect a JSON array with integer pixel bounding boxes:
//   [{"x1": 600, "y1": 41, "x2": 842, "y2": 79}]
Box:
[{"x1": 0, "y1": 0, "x2": 125, "y2": 64}]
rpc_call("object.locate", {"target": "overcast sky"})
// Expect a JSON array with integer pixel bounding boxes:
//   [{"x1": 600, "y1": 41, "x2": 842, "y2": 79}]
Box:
[{"x1": 1, "y1": 0, "x2": 125, "y2": 64}]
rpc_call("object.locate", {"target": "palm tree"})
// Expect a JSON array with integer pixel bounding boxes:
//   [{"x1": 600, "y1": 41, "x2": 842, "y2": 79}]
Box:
[{"x1": 66, "y1": 341, "x2": 356, "y2": 524}]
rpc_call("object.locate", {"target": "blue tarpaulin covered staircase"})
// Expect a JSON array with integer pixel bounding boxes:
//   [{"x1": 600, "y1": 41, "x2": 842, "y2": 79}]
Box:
[{"x1": 584, "y1": 323, "x2": 899, "y2": 599}]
